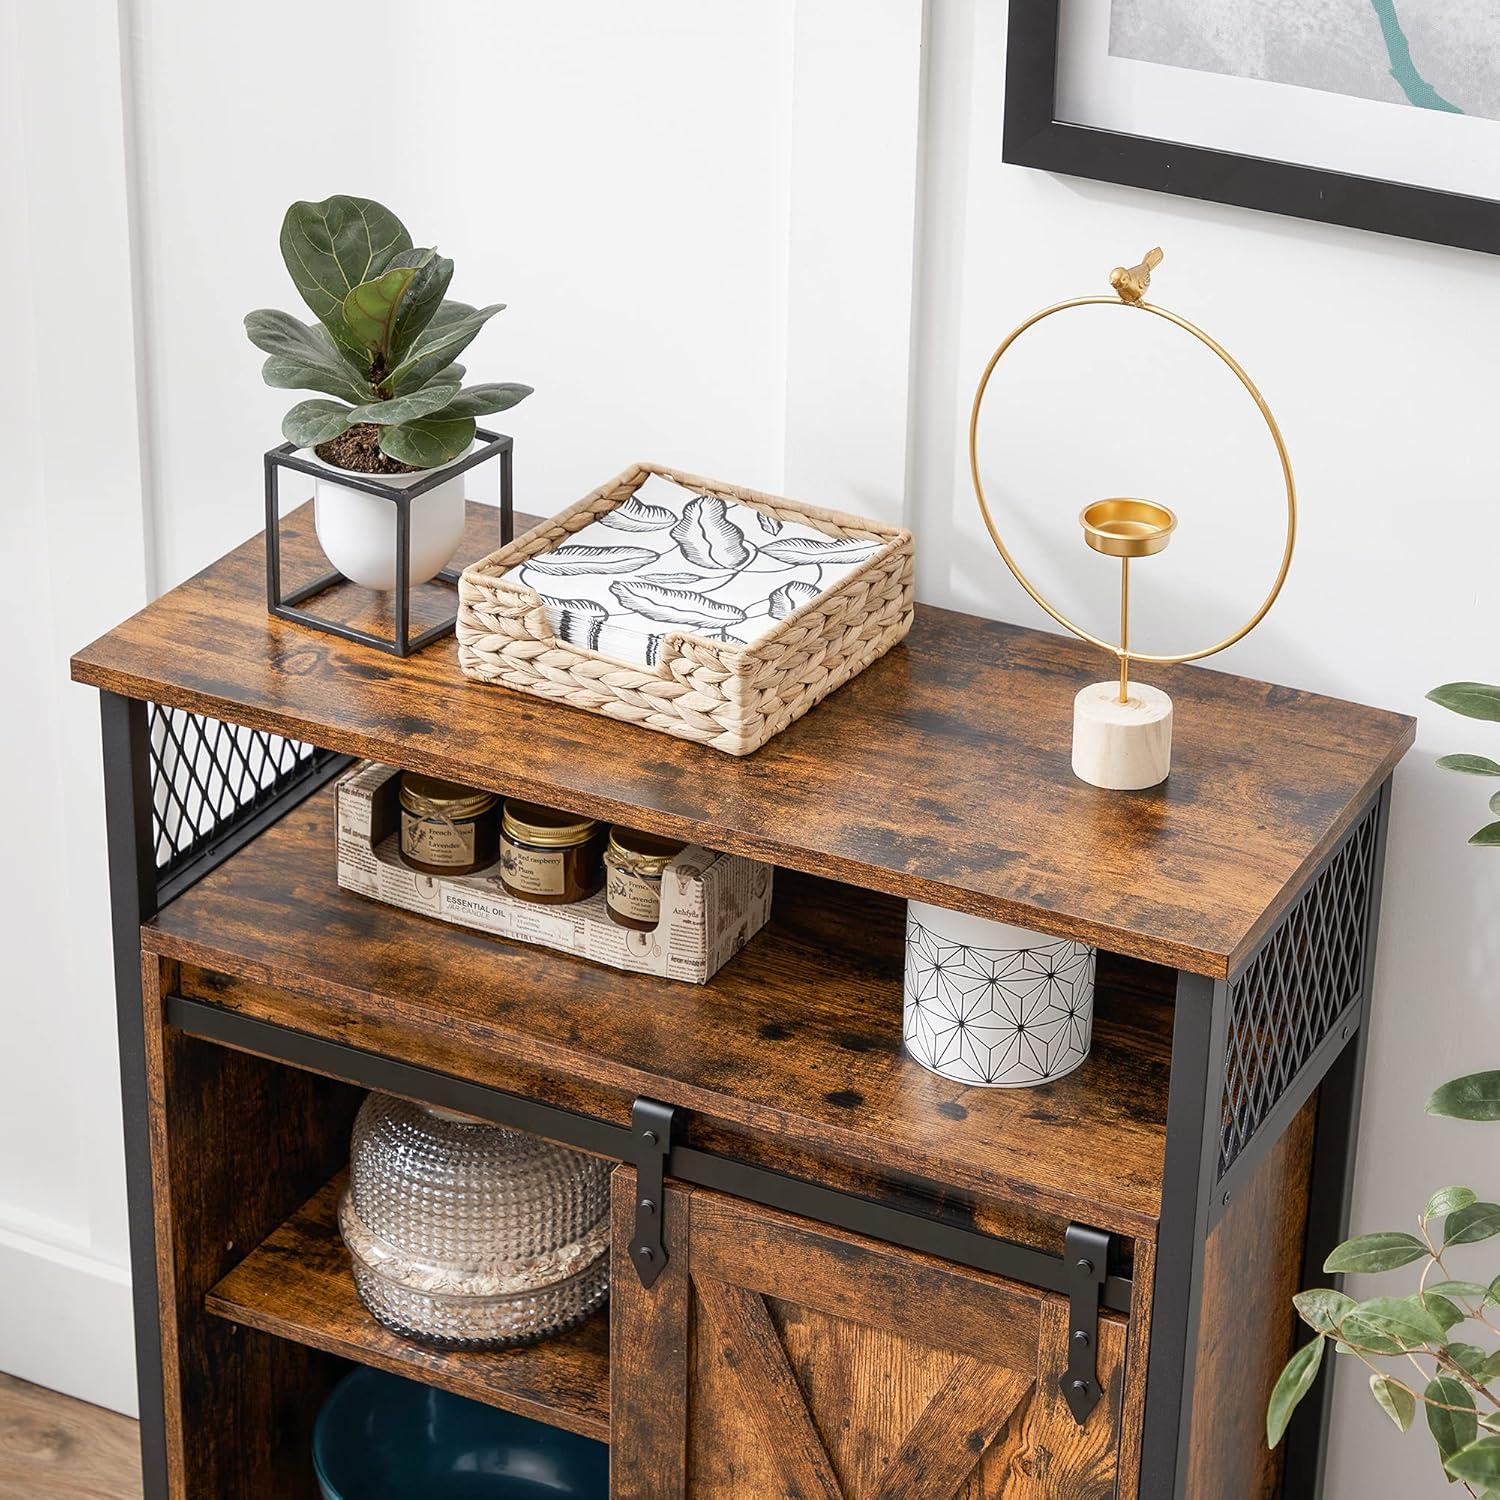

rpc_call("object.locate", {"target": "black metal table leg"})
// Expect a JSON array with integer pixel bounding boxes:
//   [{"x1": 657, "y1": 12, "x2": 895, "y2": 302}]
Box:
[
  {"x1": 1282, "y1": 778, "x2": 1393, "y2": 1496},
  {"x1": 1139, "y1": 969, "x2": 1230, "y2": 1497},
  {"x1": 100, "y1": 691, "x2": 168, "y2": 1500}
]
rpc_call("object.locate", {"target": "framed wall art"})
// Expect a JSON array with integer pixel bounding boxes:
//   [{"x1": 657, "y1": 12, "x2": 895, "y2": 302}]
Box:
[{"x1": 1004, "y1": 0, "x2": 1500, "y2": 254}]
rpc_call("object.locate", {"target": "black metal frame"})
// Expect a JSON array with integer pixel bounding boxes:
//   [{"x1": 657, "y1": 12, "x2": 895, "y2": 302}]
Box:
[
  {"x1": 97, "y1": 684, "x2": 1395, "y2": 1499},
  {"x1": 265, "y1": 427, "x2": 514, "y2": 656},
  {"x1": 1138, "y1": 781, "x2": 1394, "y2": 1497},
  {"x1": 1282, "y1": 780, "x2": 1393, "y2": 1496},
  {"x1": 1004, "y1": 2, "x2": 1500, "y2": 257},
  {"x1": 99, "y1": 693, "x2": 354, "y2": 1500}
]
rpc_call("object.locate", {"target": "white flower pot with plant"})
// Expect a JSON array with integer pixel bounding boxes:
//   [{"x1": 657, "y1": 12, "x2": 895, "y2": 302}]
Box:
[{"x1": 246, "y1": 194, "x2": 531, "y2": 591}]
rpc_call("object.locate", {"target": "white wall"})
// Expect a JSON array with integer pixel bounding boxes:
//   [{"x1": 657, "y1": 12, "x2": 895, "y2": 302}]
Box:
[
  {"x1": 0, "y1": 0, "x2": 151, "y2": 1417},
  {"x1": 133, "y1": 0, "x2": 800, "y2": 586},
  {"x1": 3, "y1": 2, "x2": 1494, "y2": 1493}
]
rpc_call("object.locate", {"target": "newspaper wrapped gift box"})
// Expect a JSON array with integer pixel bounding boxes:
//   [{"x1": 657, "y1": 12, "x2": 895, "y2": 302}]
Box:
[{"x1": 336, "y1": 762, "x2": 772, "y2": 984}]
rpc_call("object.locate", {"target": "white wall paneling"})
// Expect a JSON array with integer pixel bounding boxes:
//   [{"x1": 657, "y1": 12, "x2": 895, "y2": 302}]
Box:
[
  {"x1": 780, "y1": 0, "x2": 924, "y2": 522},
  {"x1": 0, "y1": 0, "x2": 152, "y2": 1416}
]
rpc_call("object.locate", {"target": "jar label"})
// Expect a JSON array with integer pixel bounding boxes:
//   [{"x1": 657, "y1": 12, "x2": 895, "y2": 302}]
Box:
[
  {"x1": 401, "y1": 810, "x2": 476, "y2": 868},
  {"x1": 608, "y1": 866, "x2": 662, "y2": 926},
  {"x1": 501, "y1": 835, "x2": 566, "y2": 895}
]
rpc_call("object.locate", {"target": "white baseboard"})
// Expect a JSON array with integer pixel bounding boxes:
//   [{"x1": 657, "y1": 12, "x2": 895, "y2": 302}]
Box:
[{"x1": 0, "y1": 1223, "x2": 138, "y2": 1417}]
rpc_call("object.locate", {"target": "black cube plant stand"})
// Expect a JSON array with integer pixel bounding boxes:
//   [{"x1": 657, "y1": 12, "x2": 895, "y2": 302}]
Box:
[{"x1": 264, "y1": 427, "x2": 514, "y2": 656}]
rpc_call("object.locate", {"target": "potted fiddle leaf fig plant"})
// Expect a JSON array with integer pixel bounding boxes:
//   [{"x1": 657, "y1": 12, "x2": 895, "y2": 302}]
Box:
[{"x1": 246, "y1": 195, "x2": 531, "y2": 591}]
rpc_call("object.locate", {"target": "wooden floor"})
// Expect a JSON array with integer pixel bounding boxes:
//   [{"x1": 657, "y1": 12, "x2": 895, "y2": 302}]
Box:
[{"x1": 0, "y1": 1375, "x2": 141, "y2": 1500}]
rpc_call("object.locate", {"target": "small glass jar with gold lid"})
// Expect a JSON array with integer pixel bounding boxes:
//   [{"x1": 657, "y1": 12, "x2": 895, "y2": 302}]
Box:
[
  {"x1": 499, "y1": 801, "x2": 604, "y2": 904},
  {"x1": 398, "y1": 773, "x2": 499, "y2": 876},
  {"x1": 603, "y1": 827, "x2": 687, "y2": 931}
]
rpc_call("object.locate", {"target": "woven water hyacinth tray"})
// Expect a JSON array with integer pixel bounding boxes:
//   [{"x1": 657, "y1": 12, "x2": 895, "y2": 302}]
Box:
[{"x1": 456, "y1": 463, "x2": 914, "y2": 755}]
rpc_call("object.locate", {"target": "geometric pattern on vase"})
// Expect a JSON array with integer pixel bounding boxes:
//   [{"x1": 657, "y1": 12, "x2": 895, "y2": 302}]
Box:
[{"x1": 903, "y1": 915, "x2": 1096, "y2": 1088}]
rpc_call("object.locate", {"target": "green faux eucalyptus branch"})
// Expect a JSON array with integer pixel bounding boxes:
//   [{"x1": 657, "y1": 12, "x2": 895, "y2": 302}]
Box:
[
  {"x1": 1429, "y1": 681, "x2": 1500, "y2": 845},
  {"x1": 1267, "y1": 1072, "x2": 1500, "y2": 1491},
  {"x1": 1266, "y1": 680, "x2": 1500, "y2": 1490},
  {"x1": 245, "y1": 195, "x2": 531, "y2": 469}
]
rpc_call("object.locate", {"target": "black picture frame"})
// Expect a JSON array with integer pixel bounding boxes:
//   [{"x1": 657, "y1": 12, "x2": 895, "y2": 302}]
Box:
[{"x1": 1003, "y1": 1, "x2": 1500, "y2": 256}]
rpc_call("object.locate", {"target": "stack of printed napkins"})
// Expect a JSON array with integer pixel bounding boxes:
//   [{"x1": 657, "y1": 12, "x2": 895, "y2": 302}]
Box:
[{"x1": 505, "y1": 473, "x2": 882, "y2": 667}]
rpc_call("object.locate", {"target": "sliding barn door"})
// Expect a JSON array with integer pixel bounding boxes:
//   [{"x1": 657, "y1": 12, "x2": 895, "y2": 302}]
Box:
[{"x1": 611, "y1": 1171, "x2": 1126, "y2": 1498}]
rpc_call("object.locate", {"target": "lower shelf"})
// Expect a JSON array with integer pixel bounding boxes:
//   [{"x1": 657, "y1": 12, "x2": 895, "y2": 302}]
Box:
[{"x1": 204, "y1": 1174, "x2": 611, "y2": 1443}]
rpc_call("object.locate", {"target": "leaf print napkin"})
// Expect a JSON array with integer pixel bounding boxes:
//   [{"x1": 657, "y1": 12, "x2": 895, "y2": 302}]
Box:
[{"x1": 507, "y1": 474, "x2": 882, "y2": 667}]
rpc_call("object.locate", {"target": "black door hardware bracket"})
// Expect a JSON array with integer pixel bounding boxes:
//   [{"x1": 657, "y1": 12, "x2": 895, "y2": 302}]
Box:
[
  {"x1": 1061, "y1": 1222, "x2": 1111, "y2": 1423},
  {"x1": 627, "y1": 1098, "x2": 676, "y2": 1288}
]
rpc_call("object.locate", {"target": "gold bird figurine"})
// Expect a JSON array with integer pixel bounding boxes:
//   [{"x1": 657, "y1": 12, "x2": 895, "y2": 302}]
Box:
[{"x1": 1109, "y1": 247, "x2": 1164, "y2": 304}]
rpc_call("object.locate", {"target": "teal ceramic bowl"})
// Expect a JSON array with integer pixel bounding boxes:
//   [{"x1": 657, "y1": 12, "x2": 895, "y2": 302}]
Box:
[{"x1": 313, "y1": 1367, "x2": 608, "y2": 1500}]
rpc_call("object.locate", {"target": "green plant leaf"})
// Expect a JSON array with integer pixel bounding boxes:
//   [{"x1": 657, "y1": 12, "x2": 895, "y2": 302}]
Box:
[
  {"x1": 1437, "y1": 754, "x2": 1500, "y2": 776},
  {"x1": 279, "y1": 196, "x2": 411, "y2": 359},
  {"x1": 347, "y1": 383, "x2": 460, "y2": 427},
  {"x1": 280, "y1": 399, "x2": 354, "y2": 449},
  {"x1": 1471, "y1": 823, "x2": 1500, "y2": 846},
  {"x1": 1294, "y1": 1288, "x2": 1356, "y2": 1335},
  {"x1": 1324, "y1": 1232, "x2": 1429, "y2": 1274},
  {"x1": 387, "y1": 301, "x2": 505, "y2": 394},
  {"x1": 245, "y1": 310, "x2": 370, "y2": 402},
  {"x1": 436, "y1": 382, "x2": 534, "y2": 419},
  {"x1": 1446, "y1": 1204, "x2": 1500, "y2": 1246},
  {"x1": 1429, "y1": 1187, "x2": 1479, "y2": 1219},
  {"x1": 1428, "y1": 1281, "x2": 1491, "y2": 1302},
  {"x1": 260, "y1": 356, "x2": 368, "y2": 403},
  {"x1": 1423, "y1": 1295, "x2": 1467, "y2": 1334},
  {"x1": 1445, "y1": 1343, "x2": 1494, "y2": 1376},
  {"x1": 1428, "y1": 1074, "x2": 1500, "y2": 1121},
  {"x1": 1489, "y1": 1276, "x2": 1500, "y2": 1306},
  {"x1": 1343, "y1": 1296, "x2": 1448, "y2": 1350},
  {"x1": 378, "y1": 414, "x2": 476, "y2": 469},
  {"x1": 1370, "y1": 1373, "x2": 1416, "y2": 1431},
  {"x1": 387, "y1": 249, "x2": 453, "y2": 364},
  {"x1": 1447, "y1": 1434, "x2": 1500, "y2": 1486},
  {"x1": 1267, "y1": 1338, "x2": 1324, "y2": 1449},
  {"x1": 342, "y1": 264, "x2": 420, "y2": 359},
  {"x1": 1430, "y1": 1377, "x2": 1481, "y2": 1476},
  {"x1": 1429, "y1": 683, "x2": 1500, "y2": 722}
]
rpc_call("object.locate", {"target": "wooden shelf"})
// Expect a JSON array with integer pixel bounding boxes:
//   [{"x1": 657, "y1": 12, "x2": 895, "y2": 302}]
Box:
[
  {"x1": 205, "y1": 1174, "x2": 611, "y2": 1443},
  {"x1": 146, "y1": 783, "x2": 1173, "y2": 1240},
  {"x1": 72, "y1": 503, "x2": 1413, "y2": 977}
]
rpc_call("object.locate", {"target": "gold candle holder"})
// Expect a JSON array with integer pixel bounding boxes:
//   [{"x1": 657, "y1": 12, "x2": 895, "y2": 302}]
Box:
[
  {"x1": 968, "y1": 249, "x2": 1296, "y2": 790},
  {"x1": 1078, "y1": 498, "x2": 1177, "y2": 704}
]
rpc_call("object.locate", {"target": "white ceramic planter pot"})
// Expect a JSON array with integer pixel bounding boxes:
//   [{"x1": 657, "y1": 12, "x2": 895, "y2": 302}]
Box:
[
  {"x1": 305, "y1": 447, "x2": 468, "y2": 592},
  {"x1": 903, "y1": 901, "x2": 1095, "y2": 1087}
]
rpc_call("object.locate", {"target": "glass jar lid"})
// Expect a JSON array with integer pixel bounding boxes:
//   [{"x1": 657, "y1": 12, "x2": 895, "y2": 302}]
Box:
[
  {"x1": 399, "y1": 772, "x2": 498, "y2": 823},
  {"x1": 501, "y1": 799, "x2": 600, "y2": 849},
  {"x1": 605, "y1": 826, "x2": 687, "y2": 877}
]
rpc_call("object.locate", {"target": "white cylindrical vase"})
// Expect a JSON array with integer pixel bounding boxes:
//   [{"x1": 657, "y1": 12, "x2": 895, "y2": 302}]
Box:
[
  {"x1": 903, "y1": 902, "x2": 1095, "y2": 1087},
  {"x1": 306, "y1": 446, "x2": 469, "y2": 592}
]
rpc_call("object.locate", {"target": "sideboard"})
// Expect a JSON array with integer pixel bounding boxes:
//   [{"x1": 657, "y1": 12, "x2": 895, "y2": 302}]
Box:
[{"x1": 71, "y1": 502, "x2": 1414, "y2": 1497}]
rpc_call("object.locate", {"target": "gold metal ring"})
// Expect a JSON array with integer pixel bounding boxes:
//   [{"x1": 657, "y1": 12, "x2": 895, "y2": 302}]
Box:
[{"x1": 968, "y1": 295, "x2": 1296, "y2": 668}]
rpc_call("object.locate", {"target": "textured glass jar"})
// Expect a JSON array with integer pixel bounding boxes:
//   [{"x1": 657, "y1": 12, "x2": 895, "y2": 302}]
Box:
[{"x1": 340, "y1": 1093, "x2": 610, "y2": 1348}]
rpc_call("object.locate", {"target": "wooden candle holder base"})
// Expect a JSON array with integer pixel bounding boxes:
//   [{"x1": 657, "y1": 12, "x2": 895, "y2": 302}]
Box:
[{"x1": 1072, "y1": 681, "x2": 1173, "y2": 790}]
